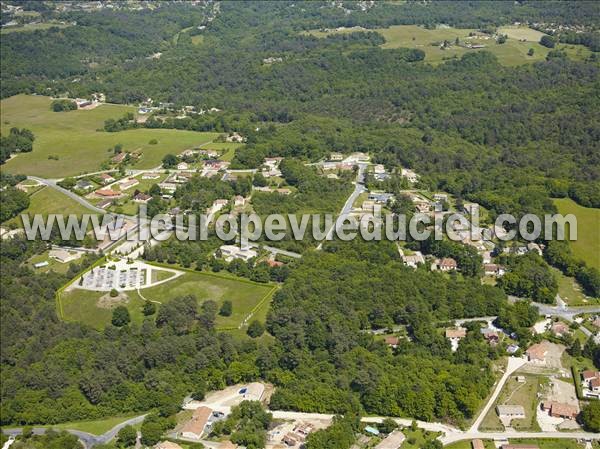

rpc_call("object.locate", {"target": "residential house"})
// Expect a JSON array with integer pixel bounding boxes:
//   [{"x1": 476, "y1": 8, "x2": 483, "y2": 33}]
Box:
[
  {"x1": 384, "y1": 336, "x2": 400, "y2": 348},
  {"x1": 433, "y1": 193, "x2": 448, "y2": 202},
  {"x1": 99, "y1": 173, "x2": 115, "y2": 184},
  {"x1": 177, "y1": 162, "x2": 189, "y2": 170},
  {"x1": 527, "y1": 242, "x2": 543, "y2": 256},
  {"x1": 541, "y1": 401, "x2": 578, "y2": 420},
  {"x1": 507, "y1": 344, "x2": 520, "y2": 354},
  {"x1": 484, "y1": 263, "x2": 505, "y2": 277},
  {"x1": 97, "y1": 199, "x2": 113, "y2": 209},
  {"x1": 344, "y1": 152, "x2": 369, "y2": 163},
  {"x1": 95, "y1": 189, "x2": 121, "y2": 197},
  {"x1": 438, "y1": 258, "x2": 458, "y2": 271},
  {"x1": 496, "y1": 405, "x2": 525, "y2": 419},
  {"x1": 369, "y1": 192, "x2": 394, "y2": 204},
  {"x1": 373, "y1": 164, "x2": 386, "y2": 174},
  {"x1": 401, "y1": 168, "x2": 419, "y2": 183},
  {"x1": 142, "y1": 172, "x2": 161, "y2": 180},
  {"x1": 526, "y1": 342, "x2": 548, "y2": 364},
  {"x1": 550, "y1": 321, "x2": 570, "y2": 337},
  {"x1": 374, "y1": 430, "x2": 406, "y2": 449},
  {"x1": 112, "y1": 152, "x2": 126, "y2": 163},
  {"x1": 180, "y1": 406, "x2": 212, "y2": 440},
  {"x1": 225, "y1": 132, "x2": 245, "y2": 143},
  {"x1": 446, "y1": 328, "x2": 467, "y2": 352},
  {"x1": 75, "y1": 179, "x2": 93, "y2": 191},
  {"x1": 234, "y1": 195, "x2": 246, "y2": 207},
  {"x1": 264, "y1": 157, "x2": 283, "y2": 169},
  {"x1": 133, "y1": 192, "x2": 152, "y2": 204},
  {"x1": 401, "y1": 250, "x2": 425, "y2": 268},
  {"x1": 119, "y1": 178, "x2": 139, "y2": 190},
  {"x1": 329, "y1": 152, "x2": 344, "y2": 161},
  {"x1": 362, "y1": 200, "x2": 376, "y2": 212},
  {"x1": 33, "y1": 261, "x2": 49, "y2": 269},
  {"x1": 481, "y1": 328, "x2": 499, "y2": 345},
  {"x1": 154, "y1": 442, "x2": 184, "y2": 449},
  {"x1": 322, "y1": 161, "x2": 338, "y2": 171},
  {"x1": 276, "y1": 188, "x2": 292, "y2": 195}
]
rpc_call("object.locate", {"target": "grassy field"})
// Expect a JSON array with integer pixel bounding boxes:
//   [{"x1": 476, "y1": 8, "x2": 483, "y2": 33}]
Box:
[
  {"x1": 400, "y1": 429, "x2": 440, "y2": 449},
  {"x1": 4, "y1": 186, "x2": 93, "y2": 226},
  {"x1": 49, "y1": 413, "x2": 141, "y2": 435},
  {"x1": 1, "y1": 95, "x2": 221, "y2": 178},
  {"x1": 27, "y1": 251, "x2": 75, "y2": 275},
  {"x1": 507, "y1": 439, "x2": 585, "y2": 449},
  {"x1": 553, "y1": 268, "x2": 599, "y2": 306},
  {"x1": 445, "y1": 440, "x2": 495, "y2": 449},
  {"x1": 480, "y1": 374, "x2": 542, "y2": 431},
  {"x1": 307, "y1": 25, "x2": 590, "y2": 66},
  {"x1": 60, "y1": 268, "x2": 275, "y2": 331},
  {"x1": 554, "y1": 198, "x2": 600, "y2": 270},
  {"x1": 1, "y1": 22, "x2": 71, "y2": 34}
]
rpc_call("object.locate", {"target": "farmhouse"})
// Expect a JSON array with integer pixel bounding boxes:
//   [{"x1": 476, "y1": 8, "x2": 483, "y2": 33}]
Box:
[
  {"x1": 180, "y1": 406, "x2": 212, "y2": 440},
  {"x1": 541, "y1": 401, "x2": 578, "y2": 420},
  {"x1": 119, "y1": 178, "x2": 139, "y2": 190},
  {"x1": 99, "y1": 173, "x2": 115, "y2": 184},
  {"x1": 526, "y1": 342, "x2": 548, "y2": 364},
  {"x1": 496, "y1": 405, "x2": 525, "y2": 419}
]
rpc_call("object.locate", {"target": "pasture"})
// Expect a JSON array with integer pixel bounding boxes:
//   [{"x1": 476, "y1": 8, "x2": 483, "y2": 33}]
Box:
[
  {"x1": 4, "y1": 186, "x2": 92, "y2": 227},
  {"x1": 307, "y1": 25, "x2": 590, "y2": 66},
  {"x1": 60, "y1": 268, "x2": 275, "y2": 331},
  {"x1": 1, "y1": 95, "x2": 220, "y2": 178},
  {"x1": 554, "y1": 198, "x2": 600, "y2": 270}
]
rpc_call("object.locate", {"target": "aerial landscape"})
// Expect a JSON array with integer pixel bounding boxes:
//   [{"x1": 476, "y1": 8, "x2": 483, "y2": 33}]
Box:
[{"x1": 0, "y1": 1, "x2": 599, "y2": 449}]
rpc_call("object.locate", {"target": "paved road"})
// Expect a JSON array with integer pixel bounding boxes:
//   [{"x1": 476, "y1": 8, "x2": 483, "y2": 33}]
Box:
[
  {"x1": 28, "y1": 176, "x2": 107, "y2": 214},
  {"x1": 3, "y1": 414, "x2": 147, "y2": 449},
  {"x1": 468, "y1": 356, "x2": 527, "y2": 433},
  {"x1": 316, "y1": 162, "x2": 367, "y2": 250},
  {"x1": 441, "y1": 430, "x2": 600, "y2": 445}
]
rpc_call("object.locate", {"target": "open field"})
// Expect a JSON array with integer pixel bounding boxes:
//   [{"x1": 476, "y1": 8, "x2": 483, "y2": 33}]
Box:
[
  {"x1": 445, "y1": 440, "x2": 495, "y2": 449},
  {"x1": 202, "y1": 141, "x2": 244, "y2": 161},
  {"x1": 3, "y1": 186, "x2": 92, "y2": 226},
  {"x1": 506, "y1": 439, "x2": 585, "y2": 449},
  {"x1": 399, "y1": 429, "x2": 440, "y2": 449},
  {"x1": 480, "y1": 374, "x2": 543, "y2": 431},
  {"x1": 554, "y1": 198, "x2": 600, "y2": 270},
  {"x1": 1, "y1": 22, "x2": 71, "y2": 34},
  {"x1": 49, "y1": 413, "x2": 141, "y2": 435},
  {"x1": 1, "y1": 95, "x2": 221, "y2": 178},
  {"x1": 307, "y1": 25, "x2": 590, "y2": 66},
  {"x1": 553, "y1": 268, "x2": 599, "y2": 306},
  {"x1": 60, "y1": 268, "x2": 275, "y2": 331},
  {"x1": 497, "y1": 26, "x2": 547, "y2": 41}
]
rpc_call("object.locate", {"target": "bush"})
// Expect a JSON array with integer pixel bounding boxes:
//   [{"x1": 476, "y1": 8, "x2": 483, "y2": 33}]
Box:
[
  {"x1": 149, "y1": 139, "x2": 158, "y2": 145},
  {"x1": 540, "y1": 35, "x2": 556, "y2": 48},
  {"x1": 247, "y1": 320, "x2": 265, "y2": 338},
  {"x1": 110, "y1": 288, "x2": 119, "y2": 298},
  {"x1": 219, "y1": 300, "x2": 233, "y2": 316},
  {"x1": 51, "y1": 99, "x2": 77, "y2": 112},
  {"x1": 111, "y1": 305, "x2": 131, "y2": 327}
]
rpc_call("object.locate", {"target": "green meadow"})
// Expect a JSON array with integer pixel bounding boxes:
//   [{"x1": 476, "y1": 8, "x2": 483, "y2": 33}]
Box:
[
  {"x1": 3, "y1": 186, "x2": 93, "y2": 226},
  {"x1": 554, "y1": 198, "x2": 600, "y2": 270},
  {"x1": 60, "y1": 268, "x2": 275, "y2": 331},
  {"x1": 307, "y1": 25, "x2": 590, "y2": 66},
  {"x1": 1, "y1": 95, "x2": 220, "y2": 178}
]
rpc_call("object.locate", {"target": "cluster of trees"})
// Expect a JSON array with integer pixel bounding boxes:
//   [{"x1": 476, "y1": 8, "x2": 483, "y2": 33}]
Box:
[
  {"x1": 50, "y1": 99, "x2": 77, "y2": 112},
  {"x1": 497, "y1": 253, "x2": 558, "y2": 303},
  {"x1": 0, "y1": 127, "x2": 34, "y2": 164},
  {"x1": 3, "y1": 429, "x2": 82, "y2": 449},
  {"x1": 0, "y1": 186, "x2": 30, "y2": 222},
  {"x1": 104, "y1": 113, "x2": 135, "y2": 132},
  {"x1": 210, "y1": 400, "x2": 272, "y2": 449},
  {"x1": 417, "y1": 236, "x2": 483, "y2": 277}
]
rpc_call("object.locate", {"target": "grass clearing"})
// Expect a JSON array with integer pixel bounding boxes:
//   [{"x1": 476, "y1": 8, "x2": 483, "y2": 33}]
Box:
[
  {"x1": 445, "y1": 440, "x2": 495, "y2": 449},
  {"x1": 480, "y1": 374, "x2": 543, "y2": 431},
  {"x1": 552, "y1": 268, "x2": 599, "y2": 306},
  {"x1": 507, "y1": 439, "x2": 584, "y2": 449},
  {"x1": 1, "y1": 22, "x2": 71, "y2": 34},
  {"x1": 1, "y1": 95, "x2": 221, "y2": 178},
  {"x1": 49, "y1": 413, "x2": 141, "y2": 435},
  {"x1": 399, "y1": 429, "x2": 440, "y2": 449},
  {"x1": 60, "y1": 268, "x2": 275, "y2": 331},
  {"x1": 4, "y1": 186, "x2": 92, "y2": 226},
  {"x1": 497, "y1": 26, "x2": 547, "y2": 42},
  {"x1": 554, "y1": 198, "x2": 600, "y2": 270},
  {"x1": 306, "y1": 25, "x2": 590, "y2": 66}
]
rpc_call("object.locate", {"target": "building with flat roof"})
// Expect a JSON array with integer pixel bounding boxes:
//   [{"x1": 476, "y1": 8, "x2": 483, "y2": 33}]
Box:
[{"x1": 496, "y1": 405, "x2": 525, "y2": 419}]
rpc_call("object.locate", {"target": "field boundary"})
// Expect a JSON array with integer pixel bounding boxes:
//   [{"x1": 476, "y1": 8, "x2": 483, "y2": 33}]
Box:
[{"x1": 55, "y1": 255, "x2": 107, "y2": 320}]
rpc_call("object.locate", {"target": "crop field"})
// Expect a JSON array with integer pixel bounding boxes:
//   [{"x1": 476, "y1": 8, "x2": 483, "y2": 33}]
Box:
[
  {"x1": 1, "y1": 95, "x2": 221, "y2": 178},
  {"x1": 307, "y1": 25, "x2": 590, "y2": 66},
  {"x1": 4, "y1": 186, "x2": 93, "y2": 227},
  {"x1": 554, "y1": 198, "x2": 600, "y2": 270},
  {"x1": 60, "y1": 268, "x2": 275, "y2": 331}
]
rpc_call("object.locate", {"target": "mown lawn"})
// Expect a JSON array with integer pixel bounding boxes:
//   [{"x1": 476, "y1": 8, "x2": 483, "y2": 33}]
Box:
[
  {"x1": 1, "y1": 95, "x2": 221, "y2": 178},
  {"x1": 445, "y1": 440, "x2": 495, "y2": 449},
  {"x1": 49, "y1": 413, "x2": 142, "y2": 435},
  {"x1": 307, "y1": 25, "x2": 590, "y2": 66},
  {"x1": 60, "y1": 268, "x2": 275, "y2": 331},
  {"x1": 554, "y1": 198, "x2": 600, "y2": 270}
]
